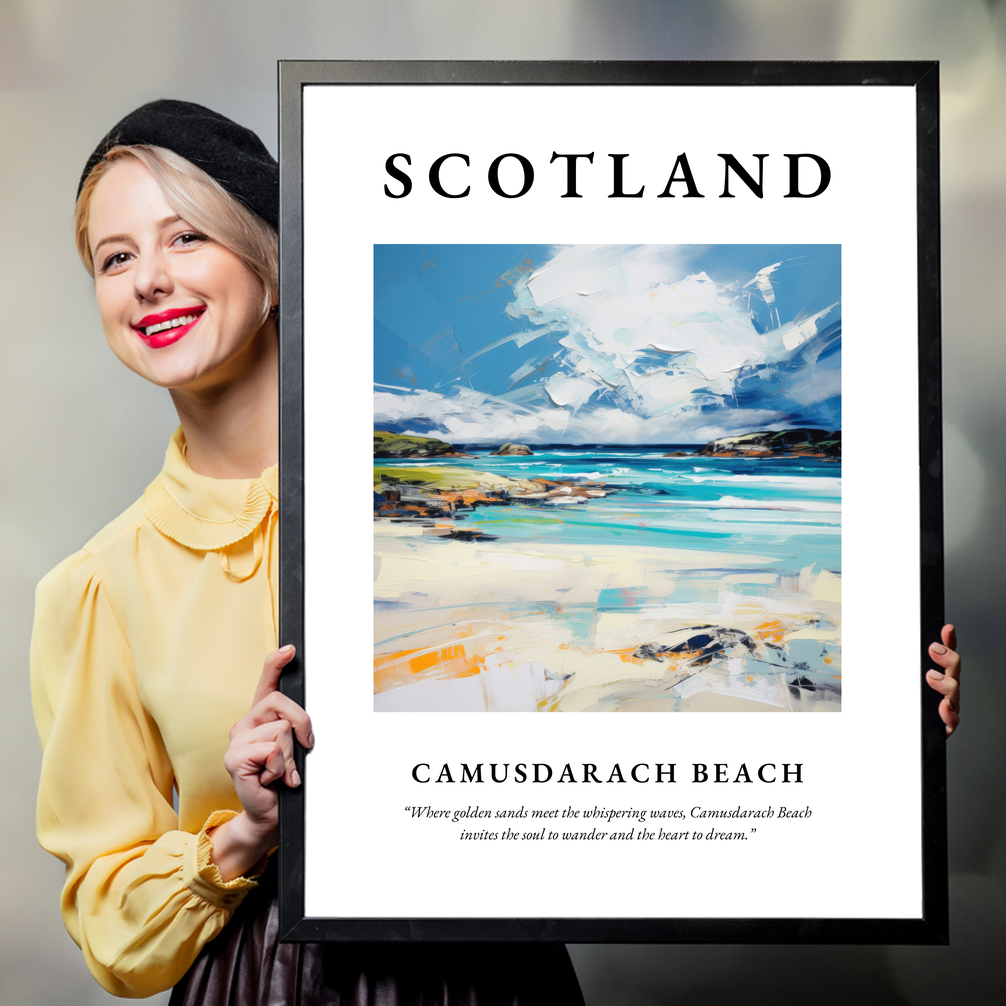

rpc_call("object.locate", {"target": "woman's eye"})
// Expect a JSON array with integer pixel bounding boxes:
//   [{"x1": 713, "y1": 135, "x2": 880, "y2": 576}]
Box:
[
  {"x1": 101, "y1": 251, "x2": 132, "y2": 273},
  {"x1": 173, "y1": 231, "x2": 208, "y2": 248}
]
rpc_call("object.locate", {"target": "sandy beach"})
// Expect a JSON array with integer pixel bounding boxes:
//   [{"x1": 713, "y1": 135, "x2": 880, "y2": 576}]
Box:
[{"x1": 374, "y1": 525, "x2": 842, "y2": 713}]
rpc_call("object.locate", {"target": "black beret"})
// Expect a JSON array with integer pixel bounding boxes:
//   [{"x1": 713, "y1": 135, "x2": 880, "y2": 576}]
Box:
[{"x1": 78, "y1": 99, "x2": 278, "y2": 228}]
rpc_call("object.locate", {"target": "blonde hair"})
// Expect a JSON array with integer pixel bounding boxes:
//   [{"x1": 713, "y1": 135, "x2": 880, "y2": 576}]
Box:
[{"x1": 75, "y1": 145, "x2": 278, "y2": 323}]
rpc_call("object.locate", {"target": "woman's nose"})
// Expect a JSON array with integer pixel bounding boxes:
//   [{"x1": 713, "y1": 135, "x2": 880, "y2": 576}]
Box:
[{"x1": 133, "y1": 249, "x2": 173, "y2": 302}]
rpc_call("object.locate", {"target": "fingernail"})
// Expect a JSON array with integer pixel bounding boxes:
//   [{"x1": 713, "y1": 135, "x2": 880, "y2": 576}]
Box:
[
  {"x1": 280, "y1": 644, "x2": 295, "y2": 654},
  {"x1": 306, "y1": 732, "x2": 315, "y2": 748},
  {"x1": 928, "y1": 669, "x2": 944, "y2": 679},
  {"x1": 292, "y1": 768, "x2": 301, "y2": 787},
  {"x1": 931, "y1": 643, "x2": 947, "y2": 654}
]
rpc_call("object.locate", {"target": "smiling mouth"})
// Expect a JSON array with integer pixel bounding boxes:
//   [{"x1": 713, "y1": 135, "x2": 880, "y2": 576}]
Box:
[
  {"x1": 134, "y1": 307, "x2": 206, "y2": 338},
  {"x1": 142, "y1": 313, "x2": 199, "y2": 337}
]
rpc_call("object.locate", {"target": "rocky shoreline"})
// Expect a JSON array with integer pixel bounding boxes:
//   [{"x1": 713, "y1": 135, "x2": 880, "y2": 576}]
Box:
[
  {"x1": 375, "y1": 428, "x2": 841, "y2": 463},
  {"x1": 373, "y1": 430, "x2": 476, "y2": 459},
  {"x1": 666, "y1": 428, "x2": 841, "y2": 460},
  {"x1": 374, "y1": 465, "x2": 614, "y2": 537},
  {"x1": 371, "y1": 427, "x2": 838, "y2": 536},
  {"x1": 373, "y1": 431, "x2": 603, "y2": 536}
]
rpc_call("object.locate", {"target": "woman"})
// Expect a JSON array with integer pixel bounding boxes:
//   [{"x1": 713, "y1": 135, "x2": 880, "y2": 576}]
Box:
[{"x1": 31, "y1": 100, "x2": 586, "y2": 1003}]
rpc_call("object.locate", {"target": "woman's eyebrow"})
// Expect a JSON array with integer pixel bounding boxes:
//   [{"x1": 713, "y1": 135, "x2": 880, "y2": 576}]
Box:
[
  {"x1": 92, "y1": 216, "x2": 185, "y2": 257},
  {"x1": 92, "y1": 232, "x2": 133, "y2": 256}
]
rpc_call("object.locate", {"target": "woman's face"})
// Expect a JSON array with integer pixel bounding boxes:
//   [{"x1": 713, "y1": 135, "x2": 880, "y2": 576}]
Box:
[{"x1": 87, "y1": 158, "x2": 270, "y2": 392}]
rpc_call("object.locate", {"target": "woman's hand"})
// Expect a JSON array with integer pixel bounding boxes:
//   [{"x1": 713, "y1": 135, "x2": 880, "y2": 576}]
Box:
[
  {"x1": 926, "y1": 624, "x2": 961, "y2": 738},
  {"x1": 209, "y1": 645, "x2": 314, "y2": 881}
]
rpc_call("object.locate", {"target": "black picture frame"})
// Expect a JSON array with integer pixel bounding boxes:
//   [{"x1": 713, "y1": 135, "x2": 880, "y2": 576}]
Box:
[{"x1": 277, "y1": 60, "x2": 945, "y2": 944}]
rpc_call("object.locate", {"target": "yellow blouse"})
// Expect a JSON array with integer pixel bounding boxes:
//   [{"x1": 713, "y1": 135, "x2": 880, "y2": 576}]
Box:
[{"x1": 31, "y1": 428, "x2": 279, "y2": 998}]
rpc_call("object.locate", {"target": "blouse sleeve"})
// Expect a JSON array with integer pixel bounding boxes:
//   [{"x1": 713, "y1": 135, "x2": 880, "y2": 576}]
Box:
[{"x1": 31, "y1": 549, "x2": 262, "y2": 998}]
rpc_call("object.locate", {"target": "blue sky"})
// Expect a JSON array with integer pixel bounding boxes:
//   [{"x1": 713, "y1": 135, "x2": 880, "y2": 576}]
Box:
[{"x1": 374, "y1": 244, "x2": 841, "y2": 445}]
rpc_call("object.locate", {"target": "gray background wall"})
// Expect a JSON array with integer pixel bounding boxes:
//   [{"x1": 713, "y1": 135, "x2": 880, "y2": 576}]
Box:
[{"x1": 1, "y1": 2, "x2": 1003, "y2": 1003}]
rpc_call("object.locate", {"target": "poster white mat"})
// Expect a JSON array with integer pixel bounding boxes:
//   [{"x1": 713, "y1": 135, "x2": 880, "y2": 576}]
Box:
[{"x1": 300, "y1": 84, "x2": 919, "y2": 920}]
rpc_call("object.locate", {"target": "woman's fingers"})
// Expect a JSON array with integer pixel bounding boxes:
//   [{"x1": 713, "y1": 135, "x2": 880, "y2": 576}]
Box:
[
  {"x1": 251, "y1": 645, "x2": 313, "y2": 747},
  {"x1": 254, "y1": 691, "x2": 313, "y2": 749},
  {"x1": 259, "y1": 742, "x2": 288, "y2": 787},
  {"x1": 224, "y1": 738, "x2": 287, "y2": 788},
  {"x1": 941, "y1": 623, "x2": 958, "y2": 654},
  {"x1": 926, "y1": 668, "x2": 959, "y2": 704},
  {"x1": 924, "y1": 678, "x2": 960, "y2": 736},
  {"x1": 232, "y1": 689, "x2": 314, "y2": 750},
  {"x1": 929, "y1": 639, "x2": 960, "y2": 679},
  {"x1": 224, "y1": 645, "x2": 311, "y2": 809},
  {"x1": 927, "y1": 624, "x2": 961, "y2": 737},
  {"x1": 252, "y1": 644, "x2": 296, "y2": 707},
  {"x1": 230, "y1": 719, "x2": 301, "y2": 788},
  {"x1": 241, "y1": 644, "x2": 314, "y2": 749},
  {"x1": 219, "y1": 647, "x2": 309, "y2": 845},
  {"x1": 928, "y1": 625, "x2": 961, "y2": 683}
]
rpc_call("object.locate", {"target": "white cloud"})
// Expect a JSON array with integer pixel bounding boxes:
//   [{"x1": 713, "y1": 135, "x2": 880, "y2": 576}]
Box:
[
  {"x1": 376, "y1": 245, "x2": 839, "y2": 444},
  {"x1": 374, "y1": 385, "x2": 786, "y2": 445}
]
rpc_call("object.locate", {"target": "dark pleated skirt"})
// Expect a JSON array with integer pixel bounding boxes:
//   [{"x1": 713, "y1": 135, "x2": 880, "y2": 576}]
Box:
[{"x1": 169, "y1": 869, "x2": 585, "y2": 1006}]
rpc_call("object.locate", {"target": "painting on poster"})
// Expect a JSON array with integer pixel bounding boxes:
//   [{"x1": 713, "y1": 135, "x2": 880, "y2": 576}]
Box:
[
  {"x1": 280, "y1": 61, "x2": 944, "y2": 942},
  {"x1": 372, "y1": 243, "x2": 842, "y2": 714}
]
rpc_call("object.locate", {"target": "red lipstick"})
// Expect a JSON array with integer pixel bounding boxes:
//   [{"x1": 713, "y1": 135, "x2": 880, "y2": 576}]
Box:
[{"x1": 132, "y1": 306, "x2": 205, "y2": 349}]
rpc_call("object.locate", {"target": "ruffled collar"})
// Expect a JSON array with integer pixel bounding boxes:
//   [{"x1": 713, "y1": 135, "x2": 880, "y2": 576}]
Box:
[{"x1": 143, "y1": 428, "x2": 278, "y2": 551}]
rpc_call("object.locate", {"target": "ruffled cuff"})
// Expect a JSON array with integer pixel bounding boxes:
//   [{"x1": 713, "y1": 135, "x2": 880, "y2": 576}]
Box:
[{"x1": 182, "y1": 810, "x2": 269, "y2": 909}]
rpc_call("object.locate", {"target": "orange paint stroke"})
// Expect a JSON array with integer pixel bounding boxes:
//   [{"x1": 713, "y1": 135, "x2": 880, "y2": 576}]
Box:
[
  {"x1": 611, "y1": 647, "x2": 644, "y2": 665},
  {"x1": 754, "y1": 619, "x2": 786, "y2": 645},
  {"x1": 375, "y1": 643, "x2": 486, "y2": 692}
]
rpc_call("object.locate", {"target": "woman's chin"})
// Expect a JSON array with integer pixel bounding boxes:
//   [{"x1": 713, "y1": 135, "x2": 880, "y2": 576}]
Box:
[
  {"x1": 109, "y1": 322, "x2": 273, "y2": 395},
  {"x1": 122, "y1": 353, "x2": 220, "y2": 392}
]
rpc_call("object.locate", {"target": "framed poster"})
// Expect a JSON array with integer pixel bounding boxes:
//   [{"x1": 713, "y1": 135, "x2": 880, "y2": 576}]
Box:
[{"x1": 277, "y1": 61, "x2": 946, "y2": 943}]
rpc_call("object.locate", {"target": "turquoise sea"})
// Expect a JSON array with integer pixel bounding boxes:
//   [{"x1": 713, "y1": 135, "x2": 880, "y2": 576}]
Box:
[{"x1": 376, "y1": 446, "x2": 841, "y2": 576}]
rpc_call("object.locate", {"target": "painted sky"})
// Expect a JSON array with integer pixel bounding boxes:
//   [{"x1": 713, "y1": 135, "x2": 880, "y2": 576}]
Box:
[{"x1": 374, "y1": 244, "x2": 840, "y2": 445}]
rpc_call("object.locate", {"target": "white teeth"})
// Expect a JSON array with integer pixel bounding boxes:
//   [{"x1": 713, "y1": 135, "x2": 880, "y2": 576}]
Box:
[{"x1": 142, "y1": 313, "x2": 199, "y2": 337}]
